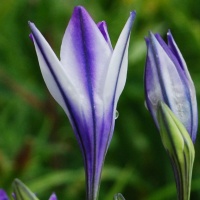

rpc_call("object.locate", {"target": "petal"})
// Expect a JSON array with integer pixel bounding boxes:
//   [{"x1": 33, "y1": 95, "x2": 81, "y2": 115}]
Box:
[
  {"x1": 103, "y1": 11, "x2": 136, "y2": 113},
  {"x1": 154, "y1": 33, "x2": 183, "y2": 73},
  {"x1": 49, "y1": 193, "x2": 57, "y2": 200},
  {"x1": 145, "y1": 33, "x2": 194, "y2": 139},
  {"x1": 29, "y1": 22, "x2": 93, "y2": 151},
  {"x1": 60, "y1": 6, "x2": 112, "y2": 101},
  {"x1": 29, "y1": 22, "x2": 78, "y2": 112},
  {"x1": 29, "y1": 22, "x2": 84, "y2": 127},
  {"x1": 167, "y1": 30, "x2": 191, "y2": 77},
  {"x1": 97, "y1": 21, "x2": 113, "y2": 50},
  {"x1": 167, "y1": 31, "x2": 198, "y2": 141},
  {"x1": 0, "y1": 190, "x2": 9, "y2": 200}
]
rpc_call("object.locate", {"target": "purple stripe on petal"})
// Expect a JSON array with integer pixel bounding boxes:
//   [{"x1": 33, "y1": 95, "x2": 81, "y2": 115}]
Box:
[
  {"x1": 155, "y1": 33, "x2": 183, "y2": 74},
  {"x1": 29, "y1": 22, "x2": 91, "y2": 169},
  {"x1": 60, "y1": 8, "x2": 113, "y2": 199},
  {"x1": 61, "y1": 6, "x2": 112, "y2": 100},
  {"x1": 144, "y1": 37, "x2": 162, "y2": 128},
  {"x1": 93, "y1": 12, "x2": 136, "y2": 190},
  {"x1": 104, "y1": 11, "x2": 136, "y2": 110},
  {"x1": 167, "y1": 30, "x2": 187, "y2": 72}
]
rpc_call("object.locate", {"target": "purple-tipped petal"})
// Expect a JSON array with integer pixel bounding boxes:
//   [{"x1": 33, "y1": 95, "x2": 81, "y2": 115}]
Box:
[
  {"x1": 144, "y1": 32, "x2": 198, "y2": 142},
  {"x1": 97, "y1": 21, "x2": 113, "y2": 50},
  {"x1": 0, "y1": 190, "x2": 9, "y2": 200},
  {"x1": 60, "y1": 6, "x2": 112, "y2": 101},
  {"x1": 49, "y1": 193, "x2": 57, "y2": 200}
]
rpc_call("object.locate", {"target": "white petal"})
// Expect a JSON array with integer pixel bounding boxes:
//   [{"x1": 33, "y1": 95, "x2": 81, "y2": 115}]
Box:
[
  {"x1": 29, "y1": 22, "x2": 79, "y2": 116},
  {"x1": 103, "y1": 11, "x2": 136, "y2": 109}
]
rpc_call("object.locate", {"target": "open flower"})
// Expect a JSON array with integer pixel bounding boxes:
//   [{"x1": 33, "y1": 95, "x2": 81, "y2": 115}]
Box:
[
  {"x1": 29, "y1": 6, "x2": 136, "y2": 200},
  {"x1": 144, "y1": 31, "x2": 198, "y2": 142}
]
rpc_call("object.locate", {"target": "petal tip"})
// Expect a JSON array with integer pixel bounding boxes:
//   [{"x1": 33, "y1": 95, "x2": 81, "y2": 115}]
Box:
[
  {"x1": 129, "y1": 10, "x2": 136, "y2": 22},
  {"x1": 28, "y1": 21, "x2": 34, "y2": 28},
  {"x1": 130, "y1": 10, "x2": 136, "y2": 17},
  {"x1": 29, "y1": 33, "x2": 34, "y2": 41},
  {"x1": 73, "y1": 5, "x2": 87, "y2": 15}
]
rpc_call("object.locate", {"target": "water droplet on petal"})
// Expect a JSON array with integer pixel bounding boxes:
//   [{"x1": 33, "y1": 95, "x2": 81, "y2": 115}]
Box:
[{"x1": 115, "y1": 110, "x2": 119, "y2": 119}]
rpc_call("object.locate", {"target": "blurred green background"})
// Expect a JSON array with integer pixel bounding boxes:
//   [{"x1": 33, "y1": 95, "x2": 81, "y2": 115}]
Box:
[{"x1": 0, "y1": 0, "x2": 200, "y2": 199}]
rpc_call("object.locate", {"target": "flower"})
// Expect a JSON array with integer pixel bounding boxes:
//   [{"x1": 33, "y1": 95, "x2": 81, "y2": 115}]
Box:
[
  {"x1": 0, "y1": 189, "x2": 9, "y2": 200},
  {"x1": 144, "y1": 31, "x2": 198, "y2": 142},
  {"x1": 157, "y1": 101, "x2": 195, "y2": 200},
  {"x1": 29, "y1": 6, "x2": 136, "y2": 200},
  {"x1": 12, "y1": 179, "x2": 39, "y2": 200},
  {"x1": 0, "y1": 179, "x2": 57, "y2": 200}
]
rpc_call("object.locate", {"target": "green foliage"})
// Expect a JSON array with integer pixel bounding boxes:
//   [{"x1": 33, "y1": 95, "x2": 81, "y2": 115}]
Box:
[{"x1": 0, "y1": 0, "x2": 200, "y2": 199}]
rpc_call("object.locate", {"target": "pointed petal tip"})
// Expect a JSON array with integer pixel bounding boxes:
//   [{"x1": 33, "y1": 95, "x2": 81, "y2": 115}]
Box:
[
  {"x1": 97, "y1": 21, "x2": 106, "y2": 27},
  {"x1": 73, "y1": 5, "x2": 87, "y2": 15},
  {"x1": 130, "y1": 10, "x2": 136, "y2": 17},
  {"x1": 29, "y1": 33, "x2": 34, "y2": 41},
  {"x1": 167, "y1": 30, "x2": 174, "y2": 41},
  {"x1": 49, "y1": 192, "x2": 57, "y2": 200},
  {"x1": 147, "y1": 31, "x2": 155, "y2": 40},
  {"x1": 167, "y1": 29, "x2": 172, "y2": 35},
  {"x1": 28, "y1": 21, "x2": 34, "y2": 28},
  {"x1": 129, "y1": 10, "x2": 136, "y2": 23}
]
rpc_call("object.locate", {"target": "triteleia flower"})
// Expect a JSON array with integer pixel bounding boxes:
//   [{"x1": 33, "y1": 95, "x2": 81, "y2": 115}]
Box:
[
  {"x1": 29, "y1": 6, "x2": 136, "y2": 200},
  {"x1": 157, "y1": 101, "x2": 195, "y2": 200},
  {"x1": 0, "y1": 179, "x2": 57, "y2": 200},
  {"x1": 13, "y1": 179, "x2": 57, "y2": 200},
  {"x1": 144, "y1": 31, "x2": 197, "y2": 142},
  {"x1": 0, "y1": 189, "x2": 9, "y2": 200},
  {"x1": 12, "y1": 179, "x2": 39, "y2": 200}
]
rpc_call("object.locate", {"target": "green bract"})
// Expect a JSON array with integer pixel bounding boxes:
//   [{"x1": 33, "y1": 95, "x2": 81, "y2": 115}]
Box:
[
  {"x1": 12, "y1": 179, "x2": 39, "y2": 200},
  {"x1": 157, "y1": 101, "x2": 195, "y2": 200}
]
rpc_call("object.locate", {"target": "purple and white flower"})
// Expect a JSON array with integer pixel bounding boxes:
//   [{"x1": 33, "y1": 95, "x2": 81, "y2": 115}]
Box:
[
  {"x1": 29, "y1": 6, "x2": 136, "y2": 200},
  {"x1": 144, "y1": 31, "x2": 197, "y2": 142}
]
